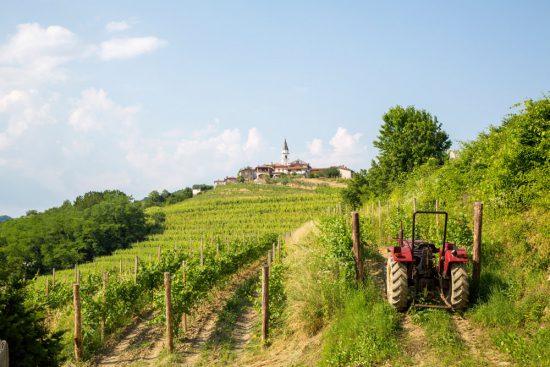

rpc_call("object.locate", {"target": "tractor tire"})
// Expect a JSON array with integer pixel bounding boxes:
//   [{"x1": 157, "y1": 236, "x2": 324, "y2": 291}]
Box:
[
  {"x1": 386, "y1": 256, "x2": 408, "y2": 311},
  {"x1": 450, "y1": 263, "x2": 469, "y2": 310}
]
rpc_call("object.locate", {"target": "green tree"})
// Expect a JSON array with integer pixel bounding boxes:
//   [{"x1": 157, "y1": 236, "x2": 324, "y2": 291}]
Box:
[
  {"x1": 375, "y1": 106, "x2": 451, "y2": 183},
  {"x1": 342, "y1": 105, "x2": 451, "y2": 205}
]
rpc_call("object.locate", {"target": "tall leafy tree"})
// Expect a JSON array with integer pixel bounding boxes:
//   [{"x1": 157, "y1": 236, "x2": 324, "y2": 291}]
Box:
[
  {"x1": 342, "y1": 105, "x2": 451, "y2": 204},
  {"x1": 375, "y1": 105, "x2": 451, "y2": 181}
]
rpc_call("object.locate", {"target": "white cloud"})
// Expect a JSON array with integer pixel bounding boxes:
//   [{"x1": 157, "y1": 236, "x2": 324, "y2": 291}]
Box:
[
  {"x1": 0, "y1": 23, "x2": 85, "y2": 87},
  {"x1": 329, "y1": 127, "x2": 362, "y2": 155},
  {"x1": 106, "y1": 21, "x2": 131, "y2": 32},
  {"x1": 68, "y1": 88, "x2": 139, "y2": 132},
  {"x1": 0, "y1": 89, "x2": 55, "y2": 149},
  {"x1": 307, "y1": 138, "x2": 323, "y2": 156},
  {"x1": 99, "y1": 37, "x2": 166, "y2": 60},
  {"x1": 121, "y1": 126, "x2": 269, "y2": 191},
  {"x1": 244, "y1": 127, "x2": 264, "y2": 152},
  {"x1": 0, "y1": 23, "x2": 166, "y2": 90},
  {"x1": 305, "y1": 127, "x2": 366, "y2": 168}
]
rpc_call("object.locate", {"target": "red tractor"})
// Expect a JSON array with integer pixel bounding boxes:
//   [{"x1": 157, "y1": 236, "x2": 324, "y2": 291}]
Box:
[{"x1": 386, "y1": 211, "x2": 469, "y2": 311}]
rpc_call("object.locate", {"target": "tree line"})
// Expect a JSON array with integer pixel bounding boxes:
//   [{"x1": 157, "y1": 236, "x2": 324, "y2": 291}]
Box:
[{"x1": 0, "y1": 191, "x2": 160, "y2": 282}]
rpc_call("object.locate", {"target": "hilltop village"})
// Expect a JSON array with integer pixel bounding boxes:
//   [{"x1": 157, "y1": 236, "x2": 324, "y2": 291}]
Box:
[{"x1": 214, "y1": 139, "x2": 354, "y2": 186}]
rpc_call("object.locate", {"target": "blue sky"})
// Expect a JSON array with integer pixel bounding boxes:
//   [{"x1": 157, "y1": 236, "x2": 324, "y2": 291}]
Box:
[{"x1": 0, "y1": 1, "x2": 549, "y2": 217}]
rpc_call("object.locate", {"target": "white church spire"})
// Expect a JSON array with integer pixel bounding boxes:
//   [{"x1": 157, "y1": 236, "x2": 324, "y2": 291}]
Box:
[{"x1": 281, "y1": 138, "x2": 289, "y2": 165}]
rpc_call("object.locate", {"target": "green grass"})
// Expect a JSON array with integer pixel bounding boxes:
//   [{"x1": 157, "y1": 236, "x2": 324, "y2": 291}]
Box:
[
  {"x1": 320, "y1": 282, "x2": 400, "y2": 367},
  {"x1": 410, "y1": 309, "x2": 480, "y2": 367}
]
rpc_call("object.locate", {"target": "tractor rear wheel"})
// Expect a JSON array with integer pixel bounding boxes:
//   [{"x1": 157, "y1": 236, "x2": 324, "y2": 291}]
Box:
[
  {"x1": 386, "y1": 256, "x2": 408, "y2": 310},
  {"x1": 449, "y1": 263, "x2": 469, "y2": 309}
]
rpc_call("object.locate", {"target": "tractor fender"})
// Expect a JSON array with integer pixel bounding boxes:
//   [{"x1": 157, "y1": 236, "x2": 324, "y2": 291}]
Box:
[
  {"x1": 387, "y1": 246, "x2": 413, "y2": 262},
  {"x1": 443, "y1": 248, "x2": 468, "y2": 274}
]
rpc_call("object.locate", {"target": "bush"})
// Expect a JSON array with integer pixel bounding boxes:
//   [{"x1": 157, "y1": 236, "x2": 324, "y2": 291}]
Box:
[{"x1": 0, "y1": 280, "x2": 64, "y2": 366}]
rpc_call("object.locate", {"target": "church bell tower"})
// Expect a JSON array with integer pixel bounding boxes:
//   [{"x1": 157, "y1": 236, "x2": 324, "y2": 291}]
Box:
[{"x1": 281, "y1": 138, "x2": 289, "y2": 165}]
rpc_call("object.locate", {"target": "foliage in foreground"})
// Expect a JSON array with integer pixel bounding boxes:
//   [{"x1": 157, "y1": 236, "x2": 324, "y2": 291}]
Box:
[{"x1": 0, "y1": 279, "x2": 63, "y2": 367}]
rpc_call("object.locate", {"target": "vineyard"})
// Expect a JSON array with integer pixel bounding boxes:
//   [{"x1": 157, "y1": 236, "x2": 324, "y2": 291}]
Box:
[{"x1": 27, "y1": 183, "x2": 340, "y2": 362}]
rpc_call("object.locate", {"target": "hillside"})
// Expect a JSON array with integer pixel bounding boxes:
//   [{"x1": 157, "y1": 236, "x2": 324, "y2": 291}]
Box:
[
  {"x1": 0, "y1": 215, "x2": 11, "y2": 223},
  {"x1": 28, "y1": 183, "x2": 339, "y2": 363}
]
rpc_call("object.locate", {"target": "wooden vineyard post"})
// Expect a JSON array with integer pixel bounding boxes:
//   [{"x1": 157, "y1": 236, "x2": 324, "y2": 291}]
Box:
[
  {"x1": 267, "y1": 250, "x2": 272, "y2": 267},
  {"x1": 157, "y1": 246, "x2": 161, "y2": 263},
  {"x1": 164, "y1": 272, "x2": 173, "y2": 353},
  {"x1": 473, "y1": 202, "x2": 483, "y2": 295},
  {"x1": 0, "y1": 340, "x2": 8, "y2": 367},
  {"x1": 351, "y1": 212, "x2": 365, "y2": 283},
  {"x1": 277, "y1": 238, "x2": 281, "y2": 260},
  {"x1": 338, "y1": 202, "x2": 342, "y2": 215},
  {"x1": 46, "y1": 279, "x2": 49, "y2": 297},
  {"x1": 181, "y1": 261, "x2": 187, "y2": 333},
  {"x1": 272, "y1": 243, "x2": 276, "y2": 262},
  {"x1": 101, "y1": 272, "x2": 108, "y2": 342},
  {"x1": 134, "y1": 256, "x2": 139, "y2": 285},
  {"x1": 378, "y1": 200, "x2": 382, "y2": 244},
  {"x1": 200, "y1": 239, "x2": 204, "y2": 266},
  {"x1": 73, "y1": 283, "x2": 82, "y2": 362},
  {"x1": 52, "y1": 268, "x2": 55, "y2": 288},
  {"x1": 119, "y1": 259, "x2": 122, "y2": 275},
  {"x1": 216, "y1": 240, "x2": 220, "y2": 257},
  {"x1": 435, "y1": 199, "x2": 440, "y2": 235},
  {"x1": 261, "y1": 264, "x2": 269, "y2": 345}
]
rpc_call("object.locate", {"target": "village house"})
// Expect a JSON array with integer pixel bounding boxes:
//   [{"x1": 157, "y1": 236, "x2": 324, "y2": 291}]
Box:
[
  {"x1": 238, "y1": 166, "x2": 256, "y2": 181},
  {"x1": 255, "y1": 165, "x2": 274, "y2": 180},
  {"x1": 337, "y1": 165, "x2": 354, "y2": 179}
]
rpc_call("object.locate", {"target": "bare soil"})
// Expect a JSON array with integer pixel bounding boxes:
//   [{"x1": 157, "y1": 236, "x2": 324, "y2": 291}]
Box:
[
  {"x1": 452, "y1": 315, "x2": 511, "y2": 366},
  {"x1": 93, "y1": 310, "x2": 164, "y2": 366},
  {"x1": 177, "y1": 259, "x2": 263, "y2": 366}
]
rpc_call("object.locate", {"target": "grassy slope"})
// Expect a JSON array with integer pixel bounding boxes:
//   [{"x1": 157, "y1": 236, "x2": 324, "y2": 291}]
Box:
[{"x1": 361, "y1": 98, "x2": 550, "y2": 365}]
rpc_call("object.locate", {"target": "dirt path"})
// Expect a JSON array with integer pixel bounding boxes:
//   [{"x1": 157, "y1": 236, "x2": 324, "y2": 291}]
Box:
[
  {"x1": 177, "y1": 259, "x2": 263, "y2": 366},
  {"x1": 231, "y1": 294, "x2": 257, "y2": 351},
  {"x1": 94, "y1": 310, "x2": 164, "y2": 366},
  {"x1": 452, "y1": 315, "x2": 511, "y2": 366},
  {"x1": 375, "y1": 250, "x2": 437, "y2": 366},
  {"x1": 401, "y1": 314, "x2": 431, "y2": 366}
]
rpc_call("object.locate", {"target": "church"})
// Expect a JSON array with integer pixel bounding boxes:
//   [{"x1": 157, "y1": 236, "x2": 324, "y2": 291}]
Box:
[{"x1": 240, "y1": 139, "x2": 312, "y2": 182}]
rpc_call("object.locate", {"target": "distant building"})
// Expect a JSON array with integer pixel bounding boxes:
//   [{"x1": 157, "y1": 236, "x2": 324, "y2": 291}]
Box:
[
  {"x1": 214, "y1": 179, "x2": 226, "y2": 187},
  {"x1": 192, "y1": 188, "x2": 202, "y2": 196},
  {"x1": 310, "y1": 165, "x2": 354, "y2": 179},
  {"x1": 255, "y1": 165, "x2": 274, "y2": 180},
  {"x1": 225, "y1": 176, "x2": 238, "y2": 184},
  {"x1": 238, "y1": 166, "x2": 256, "y2": 181},
  {"x1": 337, "y1": 165, "x2": 354, "y2": 179}
]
